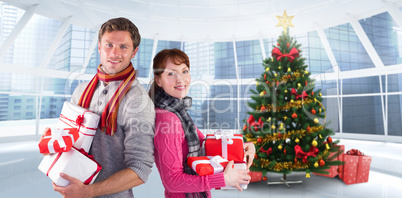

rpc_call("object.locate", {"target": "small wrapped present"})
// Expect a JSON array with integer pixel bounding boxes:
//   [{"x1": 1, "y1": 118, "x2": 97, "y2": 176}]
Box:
[
  {"x1": 187, "y1": 156, "x2": 229, "y2": 176},
  {"x1": 249, "y1": 171, "x2": 263, "y2": 182},
  {"x1": 339, "y1": 149, "x2": 371, "y2": 185},
  {"x1": 58, "y1": 101, "x2": 100, "y2": 152},
  {"x1": 38, "y1": 146, "x2": 102, "y2": 187},
  {"x1": 314, "y1": 145, "x2": 344, "y2": 178},
  {"x1": 220, "y1": 163, "x2": 248, "y2": 190},
  {"x1": 38, "y1": 128, "x2": 79, "y2": 154},
  {"x1": 204, "y1": 132, "x2": 244, "y2": 162}
]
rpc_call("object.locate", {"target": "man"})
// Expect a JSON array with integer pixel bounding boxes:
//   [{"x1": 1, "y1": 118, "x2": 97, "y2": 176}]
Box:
[{"x1": 53, "y1": 17, "x2": 155, "y2": 198}]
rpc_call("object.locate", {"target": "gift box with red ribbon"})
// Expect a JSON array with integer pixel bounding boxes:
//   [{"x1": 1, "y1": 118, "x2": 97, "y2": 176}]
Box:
[
  {"x1": 187, "y1": 156, "x2": 229, "y2": 176},
  {"x1": 339, "y1": 149, "x2": 371, "y2": 185},
  {"x1": 203, "y1": 132, "x2": 244, "y2": 162},
  {"x1": 38, "y1": 146, "x2": 102, "y2": 187},
  {"x1": 58, "y1": 101, "x2": 100, "y2": 152},
  {"x1": 249, "y1": 171, "x2": 263, "y2": 182},
  {"x1": 38, "y1": 128, "x2": 79, "y2": 154},
  {"x1": 314, "y1": 145, "x2": 345, "y2": 178}
]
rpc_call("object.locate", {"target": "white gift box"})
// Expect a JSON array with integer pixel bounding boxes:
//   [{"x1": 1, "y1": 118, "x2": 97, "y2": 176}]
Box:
[
  {"x1": 220, "y1": 163, "x2": 248, "y2": 190},
  {"x1": 38, "y1": 147, "x2": 102, "y2": 187},
  {"x1": 58, "y1": 101, "x2": 100, "y2": 152}
]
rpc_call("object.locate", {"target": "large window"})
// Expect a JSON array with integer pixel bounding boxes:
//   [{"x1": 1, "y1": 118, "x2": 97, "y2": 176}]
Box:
[{"x1": 1, "y1": 2, "x2": 402, "y2": 141}]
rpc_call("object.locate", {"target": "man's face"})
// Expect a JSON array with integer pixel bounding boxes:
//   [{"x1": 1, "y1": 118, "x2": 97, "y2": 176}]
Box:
[{"x1": 98, "y1": 31, "x2": 138, "y2": 74}]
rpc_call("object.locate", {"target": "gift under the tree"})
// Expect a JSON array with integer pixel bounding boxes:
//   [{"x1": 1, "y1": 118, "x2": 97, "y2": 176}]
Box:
[
  {"x1": 314, "y1": 145, "x2": 345, "y2": 178},
  {"x1": 220, "y1": 163, "x2": 248, "y2": 190},
  {"x1": 38, "y1": 128, "x2": 79, "y2": 154},
  {"x1": 204, "y1": 133, "x2": 244, "y2": 162},
  {"x1": 187, "y1": 156, "x2": 229, "y2": 176},
  {"x1": 58, "y1": 101, "x2": 100, "y2": 152},
  {"x1": 339, "y1": 149, "x2": 371, "y2": 185},
  {"x1": 38, "y1": 146, "x2": 102, "y2": 187},
  {"x1": 249, "y1": 171, "x2": 263, "y2": 182}
]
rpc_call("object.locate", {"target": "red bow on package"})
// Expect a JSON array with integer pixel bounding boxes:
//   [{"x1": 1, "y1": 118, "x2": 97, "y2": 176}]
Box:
[
  {"x1": 247, "y1": 115, "x2": 264, "y2": 131},
  {"x1": 75, "y1": 147, "x2": 102, "y2": 185},
  {"x1": 346, "y1": 149, "x2": 364, "y2": 156},
  {"x1": 291, "y1": 88, "x2": 308, "y2": 100},
  {"x1": 272, "y1": 47, "x2": 300, "y2": 62},
  {"x1": 295, "y1": 145, "x2": 319, "y2": 163}
]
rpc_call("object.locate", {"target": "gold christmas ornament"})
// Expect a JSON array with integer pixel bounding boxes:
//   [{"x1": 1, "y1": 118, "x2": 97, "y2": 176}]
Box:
[
  {"x1": 287, "y1": 68, "x2": 291, "y2": 72},
  {"x1": 256, "y1": 82, "x2": 259, "y2": 86},
  {"x1": 326, "y1": 143, "x2": 330, "y2": 150},
  {"x1": 283, "y1": 116, "x2": 288, "y2": 121},
  {"x1": 312, "y1": 140, "x2": 317, "y2": 147},
  {"x1": 314, "y1": 162, "x2": 319, "y2": 168},
  {"x1": 278, "y1": 145, "x2": 283, "y2": 150},
  {"x1": 305, "y1": 71, "x2": 309, "y2": 74},
  {"x1": 266, "y1": 67, "x2": 270, "y2": 71},
  {"x1": 297, "y1": 83, "x2": 301, "y2": 87},
  {"x1": 314, "y1": 118, "x2": 319, "y2": 124},
  {"x1": 284, "y1": 90, "x2": 288, "y2": 93},
  {"x1": 319, "y1": 93, "x2": 322, "y2": 97},
  {"x1": 275, "y1": 10, "x2": 294, "y2": 35},
  {"x1": 271, "y1": 125, "x2": 276, "y2": 129},
  {"x1": 295, "y1": 138, "x2": 300, "y2": 143},
  {"x1": 267, "y1": 117, "x2": 271, "y2": 122},
  {"x1": 274, "y1": 73, "x2": 278, "y2": 77},
  {"x1": 306, "y1": 173, "x2": 310, "y2": 178},
  {"x1": 290, "y1": 99, "x2": 294, "y2": 103},
  {"x1": 279, "y1": 66, "x2": 282, "y2": 69}
]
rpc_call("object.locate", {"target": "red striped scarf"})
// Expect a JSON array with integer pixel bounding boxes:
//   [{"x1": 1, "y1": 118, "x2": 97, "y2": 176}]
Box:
[{"x1": 78, "y1": 63, "x2": 136, "y2": 135}]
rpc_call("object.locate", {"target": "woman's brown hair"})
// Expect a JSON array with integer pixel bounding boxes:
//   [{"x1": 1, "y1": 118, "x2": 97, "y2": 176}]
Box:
[{"x1": 148, "y1": 49, "x2": 190, "y2": 102}]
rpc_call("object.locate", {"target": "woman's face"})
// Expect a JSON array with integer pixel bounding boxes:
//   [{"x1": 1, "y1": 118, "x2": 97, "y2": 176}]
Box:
[{"x1": 155, "y1": 58, "x2": 191, "y2": 99}]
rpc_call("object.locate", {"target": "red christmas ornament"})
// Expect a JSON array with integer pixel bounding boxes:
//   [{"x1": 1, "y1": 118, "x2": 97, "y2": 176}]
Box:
[
  {"x1": 294, "y1": 158, "x2": 298, "y2": 163},
  {"x1": 277, "y1": 133, "x2": 282, "y2": 139},
  {"x1": 292, "y1": 112, "x2": 297, "y2": 119},
  {"x1": 305, "y1": 81, "x2": 308, "y2": 86},
  {"x1": 263, "y1": 91, "x2": 267, "y2": 94},
  {"x1": 264, "y1": 74, "x2": 267, "y2": 80},
  {"x1": 266, "y1": 81, "x2": 269, "y2": 84},
  {"x1": 287, "y1": 42, "x2": 289, "y2": 48},
  {"x1": 263, "y1": 176, "x2": 268, "y2": 181},
  {"x1": 311, "y1": 109, "x2": 316, "y2": 115},
  {"x1": 257, "y1": 137, "x2": 262, "y2": 143},
  {"x1": 254, "y1": 154, "x2": 258, "y2": 159},
  {"x1": 276, "y1": 81, "x2": 279, "y2": 86},
  {"x1": 311, "y1": 91, "x2": 314, "y2": 95},
  {"x1": 319, "y1": 159, "x2": 325, "y2": 167},
  {"x1": 243, "y1": 125, "x2": 247, "y2": 131},
  {"x1": 277, "y1": 43, "x2": 280, "y2": 46},
  {"x1": 307, "y1": 126, "x2": 310, "y2": 132},
  {"x1": 284, "y1": 148, "x2": 287, "y2": 155},
  {"x1": 288, "y1": 75, "x2": 291, "y2": 78},
  {"x1": 327, "y1": 136, "x2": 333, "y2": 143}
]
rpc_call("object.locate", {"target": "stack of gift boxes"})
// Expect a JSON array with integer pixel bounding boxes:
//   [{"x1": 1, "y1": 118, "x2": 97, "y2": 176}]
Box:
[
  {"x1": 187, "y1": 133, "x2": 248, "y2": 189},
  {"x1": 314, "y1": 145, "x2": 372, "y2": 185},
  {"x1": 38, "y1": 101, "x2": 102, "y2": 186}
]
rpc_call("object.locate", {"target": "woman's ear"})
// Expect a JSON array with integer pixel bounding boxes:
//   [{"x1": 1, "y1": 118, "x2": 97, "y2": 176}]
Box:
[{"x1": 155, "y1": 76, "x2": 162, "y2": 87}]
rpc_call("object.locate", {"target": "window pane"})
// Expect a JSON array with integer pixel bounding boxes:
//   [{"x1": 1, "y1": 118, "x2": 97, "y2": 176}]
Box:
[
  {"x1": 388, "y1": 95, "x2": 402, "y2": 136},
  {"x1": 343, "y1": 76, "x2": 380, "y2": 95},
  {"x1": 343, "y1": 96, "x2": 384, "y2": 135}
]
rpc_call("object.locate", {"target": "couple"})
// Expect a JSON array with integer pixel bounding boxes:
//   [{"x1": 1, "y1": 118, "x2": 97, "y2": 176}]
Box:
[{"x1": 51, "y1": 17, "x2": 255, "y2": 198}]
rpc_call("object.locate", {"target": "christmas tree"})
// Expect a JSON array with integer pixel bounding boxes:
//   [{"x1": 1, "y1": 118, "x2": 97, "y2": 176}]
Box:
[{"x1": 242, "y1": 11, "x2": 343, "y2": 179}]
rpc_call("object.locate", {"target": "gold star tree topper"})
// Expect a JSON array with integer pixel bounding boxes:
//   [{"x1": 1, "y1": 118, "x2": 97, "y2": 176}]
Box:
[{"x1": 275, "y1": 10, "x2": 294, "y2": 35}]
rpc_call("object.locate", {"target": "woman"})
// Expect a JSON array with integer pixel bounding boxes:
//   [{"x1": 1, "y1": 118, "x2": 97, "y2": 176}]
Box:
[{"x1": 149, "y1": 49, "x2": 255, "y2": 198}]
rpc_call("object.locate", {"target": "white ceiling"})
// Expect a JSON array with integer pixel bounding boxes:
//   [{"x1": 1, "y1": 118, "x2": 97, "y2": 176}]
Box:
[{"x1": 2, "y1": 0, "x2": 402, "y2": 42}]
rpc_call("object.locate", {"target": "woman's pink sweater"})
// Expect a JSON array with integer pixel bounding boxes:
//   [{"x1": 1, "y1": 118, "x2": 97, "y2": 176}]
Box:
[{"x1": 154, "y1": 108, "x2": 225, "y2": 198}]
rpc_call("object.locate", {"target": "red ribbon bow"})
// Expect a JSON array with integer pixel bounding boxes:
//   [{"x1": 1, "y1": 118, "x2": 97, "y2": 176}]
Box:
[
  {"x1": 260, "y1": 147, "x2": 272, "y2": 155},
  {"x1": 247, "y1": 115, "x2": 264, "y2": 131},
  {"x1": 291, "y1": 88, "x2": 308, "y2": 100},
  {"x1": 346, "y1": 149, "x2": 364, "y2": 156},
  {"x1": 74, "y1": 147, "x2": 102, "y2": 185},
  {"x1": 76, "y1": 115, "x2": 84, "y2": 127},
  {"x1": 272, "y1": 47, "x2": 300, "y2": 62},
  {"x1": 294, "y1": 145, "x2": 319, "y2": 163}
]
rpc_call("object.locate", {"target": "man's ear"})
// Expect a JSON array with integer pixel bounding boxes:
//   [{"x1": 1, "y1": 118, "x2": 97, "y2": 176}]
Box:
[
  {"x1": 131, "y1": 47, "x2": 139, "y2": 59},
  {"x1": 98, "y1": 42, "x2": 101, "y2": 54}
]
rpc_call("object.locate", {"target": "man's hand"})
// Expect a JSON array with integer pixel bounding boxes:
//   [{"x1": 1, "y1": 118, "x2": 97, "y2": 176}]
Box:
[
  {"x1": 53, "y1": 173, "x2": 92, "y2": 198},
  {"x1": 244, "y1": 142, "x2": 256, "y2": 169},
  {"x1": 223, "y1": 161, "x2": 251, "y2": 191}
]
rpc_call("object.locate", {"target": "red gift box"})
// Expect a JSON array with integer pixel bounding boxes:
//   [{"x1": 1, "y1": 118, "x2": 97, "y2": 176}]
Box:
[
  {"x1": 38, "y1": 128, "x2": 79, "y2": 154},
  {"x1": 187, "y1": 156, "x2": 229, "y2": 176},
  {"x1": 339, "y1": 149, "x2": 372, "y2": 185},
  {"x1": 249, "y1": 171, "x2": 263, "y2": 182},
  {"x1": 314, "y1": 145, "x2": 344, "y2": 178},
  {"x1": 204, "y1": 133, "x2": 244, "y2": 162}
]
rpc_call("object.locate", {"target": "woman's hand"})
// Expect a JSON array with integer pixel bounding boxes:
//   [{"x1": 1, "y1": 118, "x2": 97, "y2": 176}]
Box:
[
  {"x1": 244, "y1": 142, "x2": 256, "y2": 169},
  {"x1": 223, "y1": 161, "x2": 251, "y2": 191}
]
